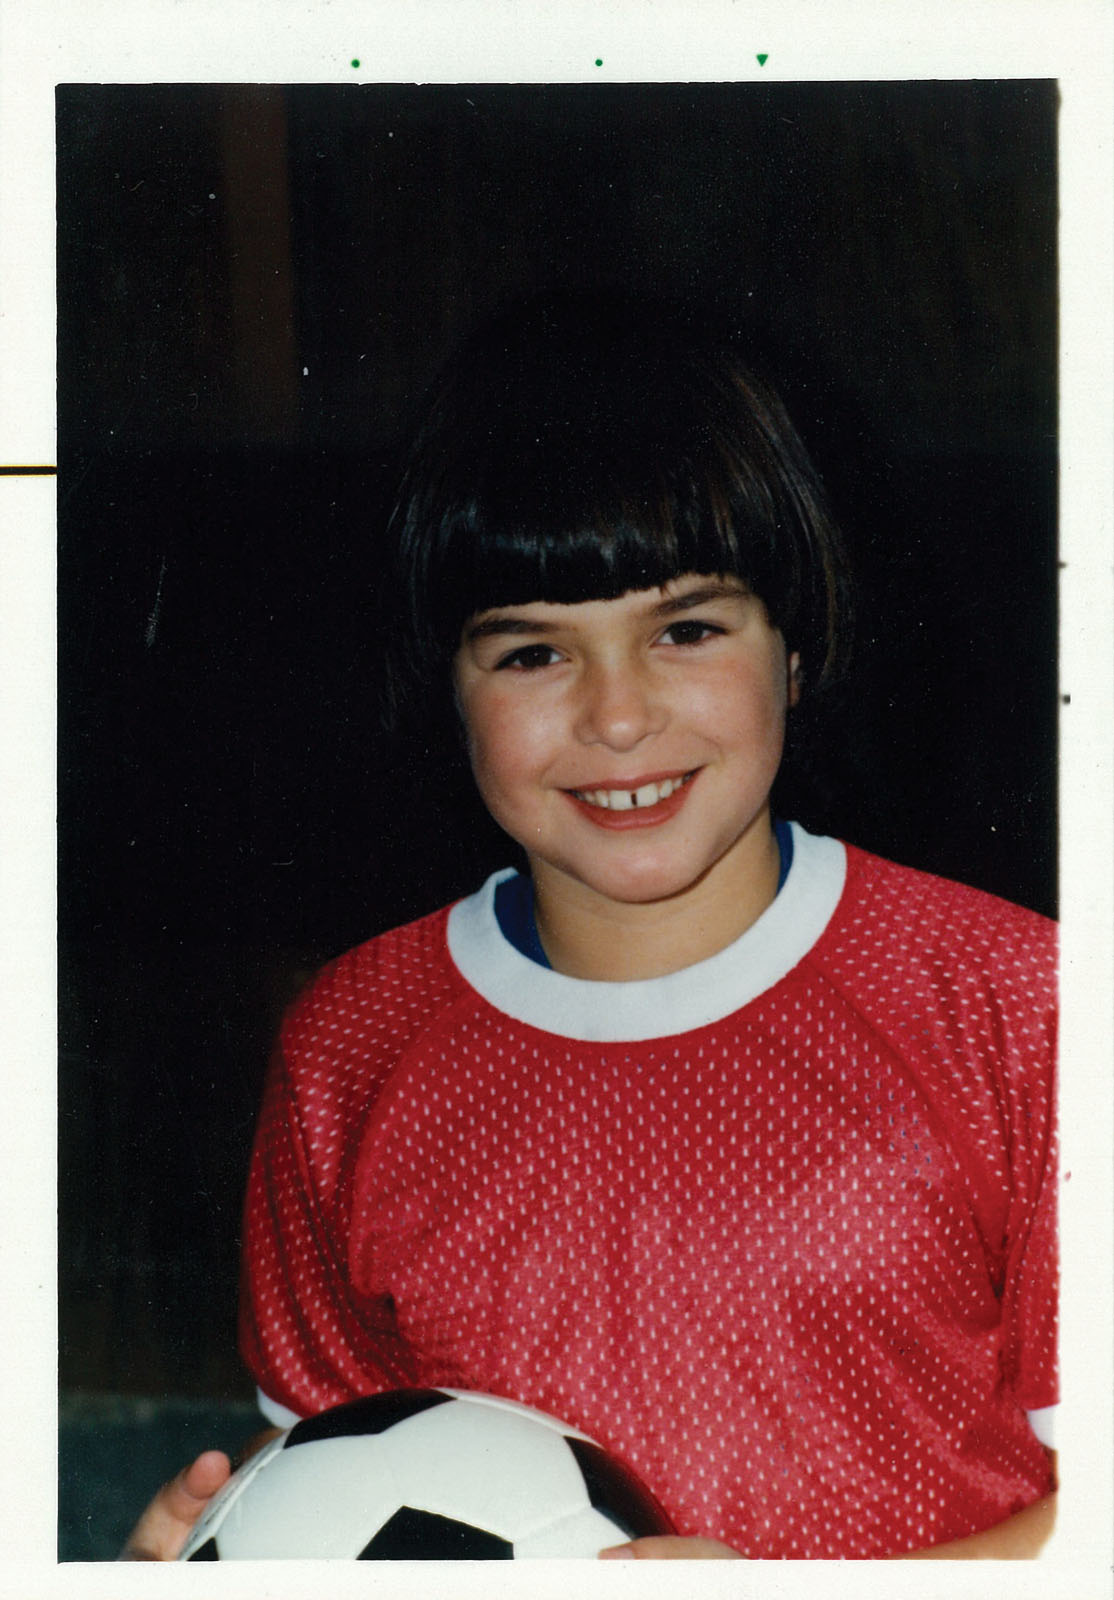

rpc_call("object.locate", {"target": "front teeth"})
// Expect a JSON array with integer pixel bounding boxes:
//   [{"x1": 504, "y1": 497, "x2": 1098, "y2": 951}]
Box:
[{"x1": 577, "y1": 775, "x2": 688, "y2": 810}]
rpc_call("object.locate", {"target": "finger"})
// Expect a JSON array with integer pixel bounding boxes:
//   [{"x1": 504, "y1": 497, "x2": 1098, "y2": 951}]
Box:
[
  {"x1": 171, "y1": 1449, "x2": 233, "y2": 1512},
  {"x1": 120, "y1": 1451, "x2": 232, "y2": 1561},
  {"x1": 599, "y1": 1535, "x2": 743, "y2": 1559}
]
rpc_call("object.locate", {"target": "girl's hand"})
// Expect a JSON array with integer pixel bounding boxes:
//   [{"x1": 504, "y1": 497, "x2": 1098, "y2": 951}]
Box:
[
  {"x1": 118, "y1": 1450, "x2": 231, "y2": 1561},
  {"x1": 119, "y1": 1426, "x2": 282, "y2": 1560},
  {"x1": 599, "y1": 1536, "x2": 744, "y2": 1559}
]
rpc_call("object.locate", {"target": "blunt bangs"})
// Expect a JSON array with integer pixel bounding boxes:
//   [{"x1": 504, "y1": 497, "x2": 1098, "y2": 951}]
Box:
[{"x1": 384, "y1": 293, "x2": 850, "y2": 723}]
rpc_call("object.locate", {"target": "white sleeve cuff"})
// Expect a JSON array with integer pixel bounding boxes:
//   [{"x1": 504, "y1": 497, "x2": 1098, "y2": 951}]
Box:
[
  {"x1": 256, "y1": 1385, "x2": 304, "y2": 1429},
  {"x1": 1026, "y1": 1405, "x2": 1057, "y2": 1449}
]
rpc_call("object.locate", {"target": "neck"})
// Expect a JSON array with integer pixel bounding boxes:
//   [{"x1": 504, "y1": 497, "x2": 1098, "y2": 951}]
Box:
[{"x1": 530, "y1": 815, "x2": 781, "y2": 981}]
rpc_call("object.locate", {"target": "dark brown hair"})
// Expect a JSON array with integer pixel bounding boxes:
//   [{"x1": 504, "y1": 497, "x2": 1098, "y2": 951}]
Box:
[{"x1": 383, "y1": 291, "x2": 852, "y2": 726}]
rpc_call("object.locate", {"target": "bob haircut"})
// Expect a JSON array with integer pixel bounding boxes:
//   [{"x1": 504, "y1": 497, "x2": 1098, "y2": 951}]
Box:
[{"x1": 383, "y1": 291, "x2": 851, "y2": 726}]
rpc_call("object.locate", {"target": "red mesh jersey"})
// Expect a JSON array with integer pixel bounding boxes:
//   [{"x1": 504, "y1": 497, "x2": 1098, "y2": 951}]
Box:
[{"x1": 240, "y1": 827, "x2": 1057, "y2": 1558}]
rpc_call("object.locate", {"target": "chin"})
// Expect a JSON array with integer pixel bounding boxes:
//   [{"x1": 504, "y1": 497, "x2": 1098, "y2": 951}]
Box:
[{"x1": 565, "y1": 852, "x2": 721, "y2": 908}]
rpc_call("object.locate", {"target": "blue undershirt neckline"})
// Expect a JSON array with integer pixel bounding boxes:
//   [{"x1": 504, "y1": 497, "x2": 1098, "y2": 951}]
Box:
[{"x1": 493, "y1": 817, "x2": 795, "y2": 969}]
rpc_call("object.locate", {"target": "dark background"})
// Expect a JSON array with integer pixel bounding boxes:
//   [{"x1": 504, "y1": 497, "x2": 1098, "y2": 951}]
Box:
[{"x1": 56, "y1": 81, "x2": 1058, "y2": 1555}]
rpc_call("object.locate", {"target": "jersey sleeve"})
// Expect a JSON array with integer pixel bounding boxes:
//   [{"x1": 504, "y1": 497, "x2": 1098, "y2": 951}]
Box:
[
  {"x1": 238, "y1": 1028, "x2": 418, "y2": 1420},
  {"x1": 1001, "y1": 1113, "x2": 1058, "y2": 1415},
  {"x1": 997, "y1": 922, "x2": 1059, "y2": 1417}
]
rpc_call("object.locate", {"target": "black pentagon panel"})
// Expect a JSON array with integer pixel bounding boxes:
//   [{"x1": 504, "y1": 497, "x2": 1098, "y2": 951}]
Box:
[
  {"x1": 358, "y1": 1507, "x2": 514, "y2": 1560},
  {"x1": 186, "y1": 1537, "x2": 220, "y2": 1560},
  {"x1": 565, "y1": 1437, "x2": 676, "y2": 1540},
  {"x1": 285, "y1": 1388, "x2": 453, "y2": 1447}
]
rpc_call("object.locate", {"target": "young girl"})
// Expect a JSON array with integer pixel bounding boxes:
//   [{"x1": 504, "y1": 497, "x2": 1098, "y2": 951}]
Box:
[{"x1": 126, "y1": 293, "x2": 1057, "y2": 1560}]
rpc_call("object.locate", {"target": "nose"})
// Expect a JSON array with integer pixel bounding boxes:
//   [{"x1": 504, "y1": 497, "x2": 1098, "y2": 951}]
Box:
[{"x1": 573, "y1": 656, "x2": 666, "y2": 751}]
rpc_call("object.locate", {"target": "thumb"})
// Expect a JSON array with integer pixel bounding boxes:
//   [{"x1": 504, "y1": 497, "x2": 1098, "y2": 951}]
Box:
[{"x1": 119, "y1": 1450, "x2": 231, "y2": 1561}]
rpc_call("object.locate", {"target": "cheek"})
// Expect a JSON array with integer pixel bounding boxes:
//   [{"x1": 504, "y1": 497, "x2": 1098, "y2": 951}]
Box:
[
  {"x1": 692, "y1": 661, "x2": 787, "y2": 745},
  {"x1": 459, "y1": 687, "x2": 543, "y2": 803}
]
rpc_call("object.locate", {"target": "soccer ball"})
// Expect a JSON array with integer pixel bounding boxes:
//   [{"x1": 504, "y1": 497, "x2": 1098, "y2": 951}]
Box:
[{"x1": 179, "y1": 1388, "x2": 675, "y2": 1559}]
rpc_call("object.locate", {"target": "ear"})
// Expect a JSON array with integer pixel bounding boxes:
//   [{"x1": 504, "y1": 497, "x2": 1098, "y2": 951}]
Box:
[{"x1": 787, "y1": 650, "x2": 803, "y2": 708}]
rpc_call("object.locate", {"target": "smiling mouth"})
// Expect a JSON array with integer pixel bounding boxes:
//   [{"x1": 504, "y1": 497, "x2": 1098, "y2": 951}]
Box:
[{"x1": 569, "y1": 772, "x2": 697, "y2": 811}]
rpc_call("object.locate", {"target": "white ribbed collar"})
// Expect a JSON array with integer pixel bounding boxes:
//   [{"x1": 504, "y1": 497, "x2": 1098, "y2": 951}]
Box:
[{"x1": 445, "y1": 823, "x2": 846, "y2": 1043}]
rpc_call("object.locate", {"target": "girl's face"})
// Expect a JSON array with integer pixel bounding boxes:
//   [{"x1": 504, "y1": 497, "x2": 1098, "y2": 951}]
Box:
[{"x1": 452, "y1": 573, "x2": 799, "y2": 916}]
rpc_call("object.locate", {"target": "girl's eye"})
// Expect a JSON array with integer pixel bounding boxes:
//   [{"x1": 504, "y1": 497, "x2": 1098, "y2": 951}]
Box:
[
  {"x1": 660, "y1": 619, "x2": 724, "y2": 647},
  {"x1": 494, "y1": 643, "x2": 561, "y2": 671}
]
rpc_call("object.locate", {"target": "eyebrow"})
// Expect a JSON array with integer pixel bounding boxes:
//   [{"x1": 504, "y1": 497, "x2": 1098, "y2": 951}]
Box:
[
  {"x1": 464, "y1": 579, "x2": 748, "y2": 642},
  {"x1": 650, "y1": 579, "x2": 748, "y2": 617},
  {"x1": 464, "y1": 614, "x2": 557, "y2": 642}
]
